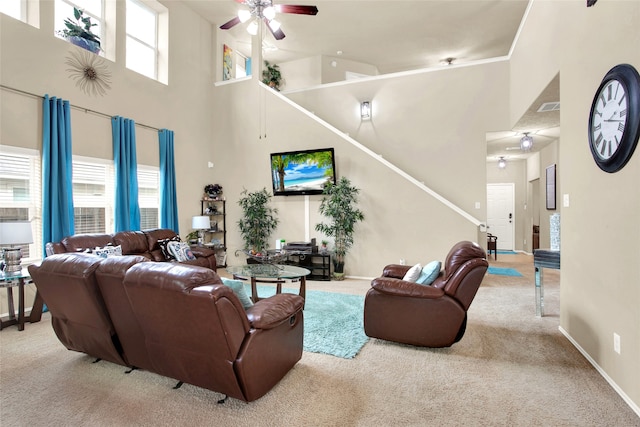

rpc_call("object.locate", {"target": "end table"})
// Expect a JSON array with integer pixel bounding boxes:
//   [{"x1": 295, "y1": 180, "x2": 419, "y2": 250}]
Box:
[{"x1": 1, "y1": 268, "x2": 43, "y2": 331}]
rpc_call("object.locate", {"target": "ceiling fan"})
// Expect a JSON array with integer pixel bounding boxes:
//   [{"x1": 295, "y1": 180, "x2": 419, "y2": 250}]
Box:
[{"x1": 220, "y1": 0, "x2": 319, "y2": 41}]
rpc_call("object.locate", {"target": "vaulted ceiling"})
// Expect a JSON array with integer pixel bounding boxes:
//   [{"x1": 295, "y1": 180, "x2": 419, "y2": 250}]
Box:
[{"x1": 180, "y1": 0, "x2": 559, "y2": 161}]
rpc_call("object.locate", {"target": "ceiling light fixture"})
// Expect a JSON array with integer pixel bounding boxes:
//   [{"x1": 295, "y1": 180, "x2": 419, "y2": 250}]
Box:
[
  {"x1": 246, "y1": 19, "x2": 259, "y2": 35},
  {"x1": 520, "y1": 132, "x2": 534, "y2": 151},
  {"x1": 498, "y1": 157, "x2": 507, "y2": 169}
]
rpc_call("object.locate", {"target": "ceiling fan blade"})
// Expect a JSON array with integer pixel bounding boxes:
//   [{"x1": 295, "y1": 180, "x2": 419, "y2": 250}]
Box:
[
  {"x1": 220, "y1": 16, "x2": 241, "y2": 30},
  {"x1": 275, "y1": 5, "x2": 319, "y2": 15},
  {"x1": 264, "y1": 18, "x2": 286, "y2": 40}
]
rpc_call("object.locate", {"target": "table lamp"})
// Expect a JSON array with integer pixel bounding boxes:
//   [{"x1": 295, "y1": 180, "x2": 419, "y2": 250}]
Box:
[
  {"x1": 0, "y1": 221, "x2": 34, "y2": 274},
  {"x1": 191, "y1": 216, "x2": 210, "y2": 245}
]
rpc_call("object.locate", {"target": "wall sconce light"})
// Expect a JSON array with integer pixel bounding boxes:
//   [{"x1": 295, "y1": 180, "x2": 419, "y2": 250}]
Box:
[
  {"x1": 361, "y1": 101, "x2": 371, "y2": 120},
  {"x1": 520, "y1": 132, "x2": 534, "y2": 151},
  {"x1": 498, "y1": 157, "x2": 507, "y2": 169}
]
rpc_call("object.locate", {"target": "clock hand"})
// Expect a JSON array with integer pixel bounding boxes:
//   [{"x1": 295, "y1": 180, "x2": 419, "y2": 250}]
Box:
[{"x1": 604, "y1": 119, "x2": 624, "y2": 122}]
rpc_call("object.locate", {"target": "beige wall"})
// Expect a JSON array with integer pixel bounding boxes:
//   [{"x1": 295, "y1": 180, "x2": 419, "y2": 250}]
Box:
[{"x1": 511, "y1": 0, "x2": 640, "y2": 412}]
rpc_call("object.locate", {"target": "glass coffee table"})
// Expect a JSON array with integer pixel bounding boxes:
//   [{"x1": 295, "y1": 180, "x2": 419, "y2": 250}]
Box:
[{"x1": 226, "y1": 264, "x2": 310, "y2": 303}]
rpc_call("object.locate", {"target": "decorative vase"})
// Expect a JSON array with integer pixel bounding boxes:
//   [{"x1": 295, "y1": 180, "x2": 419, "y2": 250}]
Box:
[{"x1": 68, "y1": 36, "x2": 101, "y2": 54}]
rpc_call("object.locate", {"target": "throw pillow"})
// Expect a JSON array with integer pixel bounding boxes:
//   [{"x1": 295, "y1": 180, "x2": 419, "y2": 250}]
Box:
[
  {"x1": 167, "y1": 241, "x2": 196, "y2": 262},
  {"x1": 93, "y1": 245, "x2": 123, "y2": 258},
  {"x1": 158, "y1": 236, "x2": 181, "y2": 260},
  {"x1": 402, "y1": 263, "x2": 422, "y2": 282},
  {"x1": 221, "y1": 277, "x2": 254, "y2": 309},
  {"x1": 416, "y1": 260, "x2": 442, "y2": 286}
]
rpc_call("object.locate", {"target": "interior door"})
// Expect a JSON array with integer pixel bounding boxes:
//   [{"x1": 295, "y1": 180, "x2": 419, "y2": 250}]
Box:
[{"x1": 487, "y1": 183, "x2": 515, "y2": 251}]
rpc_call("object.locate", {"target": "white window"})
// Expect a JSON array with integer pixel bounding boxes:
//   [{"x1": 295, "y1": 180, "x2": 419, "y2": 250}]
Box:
[
  {"x1": 138, "y1": 166, "x2": 159, "y2": 230},
  {"x1": 55, "y1": 0, "x2": 104, "y2": 46},
  {"x1": 0, "y1": 0, "x2": 26, "y2": 21},
  {"x1": 71, "y1": 157, "x2": 159, "y2": 234},
  {"x1": 0, "y1": 148, "x2": 42, "y2": 263},
  {"x1": 126, "y1": 0, "x2": 158, "y2": 79},
  {"x1": 72, "y1": 157, "x2": 113, "y2": 234}
]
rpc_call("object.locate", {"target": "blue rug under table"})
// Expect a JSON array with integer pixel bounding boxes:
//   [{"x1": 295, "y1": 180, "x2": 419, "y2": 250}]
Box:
[
  {"x1": 487, "y1": 266, "x2": 523, "y2": 277},
  {"x1": 248, "y1": 285, "x2": 369, "y2": 359}
]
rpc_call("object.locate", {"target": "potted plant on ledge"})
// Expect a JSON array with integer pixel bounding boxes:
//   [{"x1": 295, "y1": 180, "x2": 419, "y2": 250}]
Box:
[
  {"x1": 237, "y1": 188, "x2": 279, "y2": 259},
  {"x1": 315, "y1": 177, "x2": 365, "y2": 280},
  {"x1": 58, "y1": 7, "x2": 101, "y2": 54}
]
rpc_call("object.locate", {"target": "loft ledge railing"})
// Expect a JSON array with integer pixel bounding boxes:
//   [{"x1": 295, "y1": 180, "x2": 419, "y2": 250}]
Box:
[{"x1": 262, "y1": 82, "x2": 483, "y2": 227}]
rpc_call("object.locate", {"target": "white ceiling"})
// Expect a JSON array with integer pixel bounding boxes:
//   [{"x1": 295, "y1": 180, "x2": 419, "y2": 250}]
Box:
[{"x1": 179, "y1": 0, "x2": 559, "y2": 161}]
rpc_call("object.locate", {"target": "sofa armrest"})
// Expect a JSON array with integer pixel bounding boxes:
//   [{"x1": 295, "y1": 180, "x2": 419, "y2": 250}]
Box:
[
  {"x1": 382, "y1": 264, "x2": 412, "y2": 279},
  {"x1": 189, "y1": 246, "x2": 216, "y2": 258},
  {"x1": 246, "y1": 294, "x2": 304, "y2": 330},
  {"x1": 371, "y1": 277, "x2": 445, "y2": 299}
]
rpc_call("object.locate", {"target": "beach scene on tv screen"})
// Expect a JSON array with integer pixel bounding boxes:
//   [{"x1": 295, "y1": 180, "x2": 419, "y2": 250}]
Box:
[{"x1": 272, "y1": 151, "x2": 334, "y2": 193}]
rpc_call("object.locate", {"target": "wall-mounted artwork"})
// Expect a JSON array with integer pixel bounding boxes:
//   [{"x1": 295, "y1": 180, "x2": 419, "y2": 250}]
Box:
[
  {"x1": 223, "y1": 44, "x2": 233, "y2": 81},
  {"x1": 546, "y1": 164, "x2": 556, "y2": 210}
]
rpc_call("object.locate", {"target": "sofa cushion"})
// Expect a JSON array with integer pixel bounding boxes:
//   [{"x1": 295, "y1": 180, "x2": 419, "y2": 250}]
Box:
[
  {"x1": 402, "y1": 263, "x2": 422, "y2": 282},
  {"x1": 221, "y1": 278, "x2": 254, "y2": 309},
  {"x1": 113, "y1": 231, "x2": 149, "y2": 256},
  {"x1": 61, "y1": 234, "x2": 114, "y2": 253},
  {"x1": 416, "y1": 261, "x2": 441, "y2": 286}
]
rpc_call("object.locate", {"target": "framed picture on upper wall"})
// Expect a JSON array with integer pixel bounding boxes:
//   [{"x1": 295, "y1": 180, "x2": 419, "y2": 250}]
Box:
[
  {"x1": 546, "y1": 164, "x2": 556, "y2": 210},
  {"x1": 223, "y1": 44, "x2": 233, "y2": 81}
]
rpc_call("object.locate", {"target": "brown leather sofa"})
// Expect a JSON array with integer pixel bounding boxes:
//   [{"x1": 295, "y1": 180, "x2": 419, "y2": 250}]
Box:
[
  {"x1": 364, "y1": 241, "x2": 488, "y2": 348},
  {"x1": 46, "y1": 228, "x2": 217, "y2": 271},
  {"x1": 28, "y1": 253, "x2": 305, "y2": 402}
]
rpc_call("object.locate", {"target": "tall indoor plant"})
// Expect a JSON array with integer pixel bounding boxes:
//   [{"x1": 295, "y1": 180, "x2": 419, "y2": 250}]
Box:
[
  {"x1": 58, "y1": 7, "x2": 101, "y2": 54},
  {"x1": 237, "y1": 188, "x2": 279, "y2": 255},
  {"x1": 315, "y1": 177, "x2": 365, "y2": 280}
]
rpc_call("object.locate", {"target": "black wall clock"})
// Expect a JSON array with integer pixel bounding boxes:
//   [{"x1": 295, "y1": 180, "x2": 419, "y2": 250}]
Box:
[{"x1": 588, "y1": 63, "x2": 640, "y2": 173}]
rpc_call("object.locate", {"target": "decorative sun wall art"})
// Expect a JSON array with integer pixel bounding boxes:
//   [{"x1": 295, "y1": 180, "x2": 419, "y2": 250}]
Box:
[{"x1": 65, "y1": 50, "x2": 112, "y2": 97}]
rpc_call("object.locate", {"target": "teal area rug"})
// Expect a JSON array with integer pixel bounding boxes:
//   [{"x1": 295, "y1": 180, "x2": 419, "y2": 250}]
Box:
[
  {"x1": 249, "y1": 285, "x2": 369, "y2": 359},
  {"x1": 496, "y1": 250, "x2": 517, "y2": 255},
  {"x1": 488, "y1": 266, "x2": 523, "y2": 277}
]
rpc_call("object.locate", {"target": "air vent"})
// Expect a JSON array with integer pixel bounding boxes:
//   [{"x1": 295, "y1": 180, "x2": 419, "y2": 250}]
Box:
[{"x1": 537, "y1": 102, "x2": 560, "y2": 112}]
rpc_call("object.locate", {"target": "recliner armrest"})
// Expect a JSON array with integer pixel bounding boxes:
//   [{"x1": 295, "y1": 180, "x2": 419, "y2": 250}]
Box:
[
  {"x1": 246, "y1": 294, "x2": 304, "y2": 329},
  {"x1": 382, "y1": 264, "x2": 412, "y2": 279},
  {"x1": 371, "y1": 277, "x2": 445, "y2": 299}
]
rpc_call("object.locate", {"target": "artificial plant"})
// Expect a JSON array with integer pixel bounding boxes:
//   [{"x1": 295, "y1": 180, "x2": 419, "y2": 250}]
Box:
[
  {"x1": 262, "y1": 60, "x2": 282, "y2": 90},
  {"x1": 58, "y1": 7, "x2": 101, "y2": 47},
  {"x1": 237, "y1": 188, "x2": 279, "y2": 255},
  {"x1": 315, "y1": 177, "x2": 365, "y2": 280}
]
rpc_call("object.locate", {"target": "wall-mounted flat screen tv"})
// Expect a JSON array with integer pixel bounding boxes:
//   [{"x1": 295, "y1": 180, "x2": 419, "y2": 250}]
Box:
[{"x1": 270, "y1": 148, "x2": 336, "y2": 196}]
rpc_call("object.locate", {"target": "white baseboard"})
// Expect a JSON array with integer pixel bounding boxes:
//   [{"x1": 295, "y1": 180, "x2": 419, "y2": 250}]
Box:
[{"x1": 559, "y1": 326, "x2": 640, "y2": 418}]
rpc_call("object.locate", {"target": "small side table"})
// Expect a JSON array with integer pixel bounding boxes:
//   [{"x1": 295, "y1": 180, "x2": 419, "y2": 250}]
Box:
[
  {"x1": 533, "y1": 249, "x2": 560, "y2": 317},
  {"x1": 0, "y1": 269, "x2": 43, "y2": 331}
]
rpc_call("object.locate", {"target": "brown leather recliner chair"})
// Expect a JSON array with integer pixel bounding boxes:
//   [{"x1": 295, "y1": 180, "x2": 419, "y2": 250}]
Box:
[
  {"x1": 28, "y1": 253, "x2": 128, "y2": 366},
  {"x1": 94, "y1": 255, "x2": 153, "y2": 371},
  {"x1": 364, "y1": 241, "x2": 488, "y2": 348},
  {"x1": 123, "y1": 262, "x2": 305, "y2": 402}
]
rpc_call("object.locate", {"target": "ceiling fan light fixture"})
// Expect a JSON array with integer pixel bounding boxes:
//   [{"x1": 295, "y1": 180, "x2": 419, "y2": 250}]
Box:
[
  {"x1": 247, "y1": 19, "x2": 259, "y2": 35},
  {"x1": 520, "y1": 133, "x2": 534, "y2": 151},
  {"x1": 238, "y1": 9, "x2": 252, "y2": 23},
  {"x1": 268, "y1": 19, "x2": 281, "y2": 31},
  {"x1": 263, "y1": 6, "x2": 276, "y2": 20}
]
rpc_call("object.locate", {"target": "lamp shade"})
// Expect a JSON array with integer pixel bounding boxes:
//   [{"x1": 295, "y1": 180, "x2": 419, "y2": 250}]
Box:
[
  {"x1": 192, "y1": 216, "x2": 210, "y2": 230},
  {"x1": 0, "y1": 221, "x2": 33, "y2": 245}
]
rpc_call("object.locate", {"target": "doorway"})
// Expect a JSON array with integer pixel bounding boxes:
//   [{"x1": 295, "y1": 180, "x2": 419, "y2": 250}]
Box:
[{"x1": 487, "y1": 183, "x2": 515, "y2": 251}]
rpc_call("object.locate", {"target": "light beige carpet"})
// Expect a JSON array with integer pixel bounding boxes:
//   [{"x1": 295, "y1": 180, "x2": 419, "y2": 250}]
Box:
[{"x1": 1, "y1": 254, "x2": 639, "y2": 426}]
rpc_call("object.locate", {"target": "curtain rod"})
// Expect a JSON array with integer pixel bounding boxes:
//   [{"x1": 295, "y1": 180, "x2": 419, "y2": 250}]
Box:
[{"x1": 0, "y1": 84, "x2": 161, "y2": 132}]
